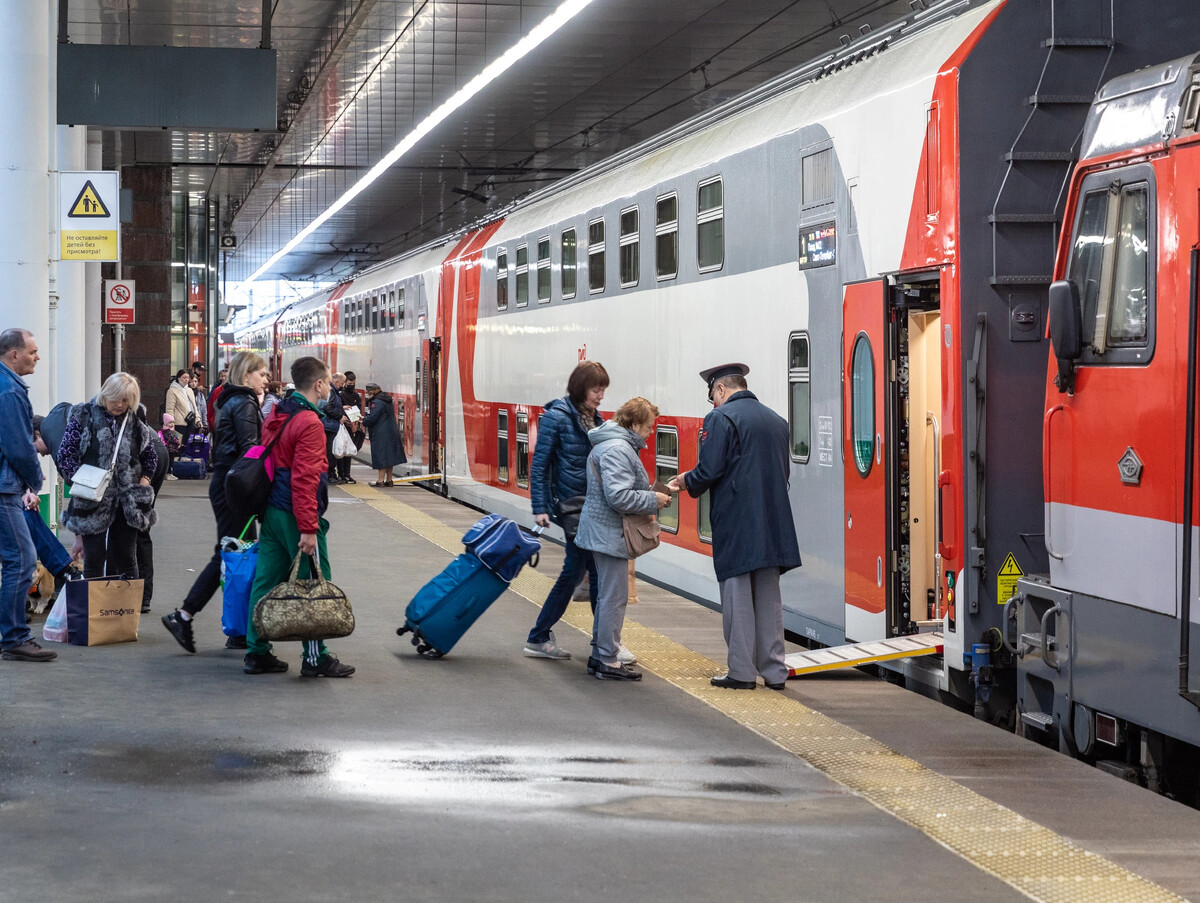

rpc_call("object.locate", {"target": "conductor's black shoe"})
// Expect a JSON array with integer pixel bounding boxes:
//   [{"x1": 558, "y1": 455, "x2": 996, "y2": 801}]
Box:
[
  {"x1": 765, "y1": 680, "x2": 787, "y2": 691},
  {"x1": 592, "y1": 660, "x2": 642, "y2": 681},
  {"x1": 161, "y1": 610, "x2": 196, "y2": 653},
  {"x1": 243, "y1": 652, "x2": 289, "y2": 674},
  {"x1": 301, "y1": 654, "x2": 355, "y2": 678},
  {"x1": 710, "y1": 674, "x2": 756, "y2": 690}
]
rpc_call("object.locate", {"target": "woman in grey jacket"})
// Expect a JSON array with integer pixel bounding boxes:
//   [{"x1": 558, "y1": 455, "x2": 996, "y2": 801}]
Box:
[{"x1": 574, "y1": 397, "x2": 671, "y2": 681}]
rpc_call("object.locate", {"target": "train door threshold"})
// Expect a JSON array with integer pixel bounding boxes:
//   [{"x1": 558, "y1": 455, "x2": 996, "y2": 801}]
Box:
[{"x1": 785, "y1": 633, "x2": 943, "y2": 677}]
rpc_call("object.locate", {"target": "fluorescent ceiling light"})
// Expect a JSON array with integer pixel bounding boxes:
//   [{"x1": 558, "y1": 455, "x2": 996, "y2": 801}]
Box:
[{"x1": 243, "y1": 0, "x2": 597, "y2": 285}]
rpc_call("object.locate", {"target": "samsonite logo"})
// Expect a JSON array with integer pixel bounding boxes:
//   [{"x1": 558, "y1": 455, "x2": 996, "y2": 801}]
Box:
[{"x1": 98, "y1": 608, "x2": 136, "y2": 617}]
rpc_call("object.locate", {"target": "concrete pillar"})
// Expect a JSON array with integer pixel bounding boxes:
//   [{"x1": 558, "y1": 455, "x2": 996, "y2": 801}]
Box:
[
  {"x1": 55, "y1": 126, "x2": 87, "y2": 405},
  {"x1": 85, "y1": 130, "x2": 102, "y2": 393},
  {"x1": 120, "y1": 165, "x2": 173, "y2": 395},
  {"x1": 0, "y1": 2, "x2": 51, "y2": 414}
]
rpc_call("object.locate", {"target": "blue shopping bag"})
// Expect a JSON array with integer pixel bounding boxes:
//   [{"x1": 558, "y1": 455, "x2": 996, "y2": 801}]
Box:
[{"x1": 220, "y1": 541, "x2": 258, "y2": 638}]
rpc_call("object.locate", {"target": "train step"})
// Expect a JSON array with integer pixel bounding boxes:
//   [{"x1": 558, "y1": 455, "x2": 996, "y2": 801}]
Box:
[{"x1": 784, "y1": 633, "x2": 944, "y2": 677}]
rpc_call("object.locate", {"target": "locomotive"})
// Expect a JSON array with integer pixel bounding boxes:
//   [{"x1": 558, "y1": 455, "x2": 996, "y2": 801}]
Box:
[{"x1": 236, "y1": 0, "x2": 1200, "y2": 799}]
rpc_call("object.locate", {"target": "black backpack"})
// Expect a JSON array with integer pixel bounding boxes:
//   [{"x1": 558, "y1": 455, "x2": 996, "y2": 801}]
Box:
[{"x1": 224, "y1": 409, "x2": 300, "y2": 523}]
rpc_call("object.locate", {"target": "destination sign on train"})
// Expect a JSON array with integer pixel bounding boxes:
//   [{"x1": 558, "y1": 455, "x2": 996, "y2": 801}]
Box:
[{"x1": 798, "y1": 222, "x2": 836, "y2": 270}]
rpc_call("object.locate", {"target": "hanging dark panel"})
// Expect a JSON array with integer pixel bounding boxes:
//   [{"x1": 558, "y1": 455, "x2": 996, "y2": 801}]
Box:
[{"x1": 58, "y1": 45, "x2": 277, "y2": 130}]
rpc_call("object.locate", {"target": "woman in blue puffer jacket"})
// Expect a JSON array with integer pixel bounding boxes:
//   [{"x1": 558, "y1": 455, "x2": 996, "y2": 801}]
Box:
[{"x1": 523, "y1": 361, "x2": 609, "y2": 660}]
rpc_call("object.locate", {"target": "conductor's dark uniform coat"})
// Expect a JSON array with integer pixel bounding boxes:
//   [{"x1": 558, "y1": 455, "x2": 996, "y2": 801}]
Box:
[{"x1": 683, "y1": 389, "x2": 801, "y2": 684}]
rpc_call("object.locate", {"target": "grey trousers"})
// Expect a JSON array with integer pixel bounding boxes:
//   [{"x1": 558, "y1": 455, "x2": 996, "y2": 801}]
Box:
[
  {"x1": 591, "y1": 550, "x2": 630, "y2": 664},
  {"x1": 719, "y1": 567, "x2": 787, "y2": 684}
]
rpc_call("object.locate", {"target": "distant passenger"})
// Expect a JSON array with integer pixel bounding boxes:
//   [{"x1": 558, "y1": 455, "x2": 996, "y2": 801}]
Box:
[
  {"x1": 334, "y1": 370, "x2": 363, "y2": 483},
  {"x1": 163, "y1": 351, "x2": 269, "y2": 654},
  {"x1": 574, "y1": 397, "x2": 672, "y2": 681},
  {"x1": 362, "y1": 382, "x2": 406, "y2": 487},
  {"x1": 669, "y1": 363, "x2": 801, "y2": 690},
  {"x1": 0, "y1": 329, "x2": 57, "y2": 662},
  {"x1": 206, "y1": 367, "x2": 229, "y2": 427},
  {"x1": 190, "y1": 375, "x2": 209, "y2": 432},
  {"x1": 58, "y1": 372, "x2": 159, "y2": 587},
  {"x1": 261, "y1": 381, "x2": 284, "y2": 418},
  {"x1": 322, "y1": 372, "x2": 346, "y2": 484},
  {"x1": 243, "y1": 355, "x2": 354, "y2": 678},
  {"x1": 166, "y1": 369, "x2": 200, "y2": 439},
  {"x1": 523, "y1": 360, "x2": 609, "y2": 662}
]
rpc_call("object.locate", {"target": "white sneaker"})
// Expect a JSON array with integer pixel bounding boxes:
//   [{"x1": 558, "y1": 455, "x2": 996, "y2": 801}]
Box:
[
  {"x1": 523, "y1": 630, "x2": 571, "y2": 660},
  {"x1": 617, "y1": 644, "x2": 637, "y2": 665}
]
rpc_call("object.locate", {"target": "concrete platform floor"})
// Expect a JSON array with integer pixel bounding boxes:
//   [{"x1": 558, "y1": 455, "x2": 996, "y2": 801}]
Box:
[{"x1": 2, "y1": 466, "x2": 1197, "y2": 903}]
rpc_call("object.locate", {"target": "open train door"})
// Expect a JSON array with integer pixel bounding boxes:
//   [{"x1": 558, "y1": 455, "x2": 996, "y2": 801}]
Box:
[
  {"x1": 427, "y1": 336, "x2": 442, "y2": 481},
  {"x1": 843, "y1": 279, "x2": 889, "y2": 641}
]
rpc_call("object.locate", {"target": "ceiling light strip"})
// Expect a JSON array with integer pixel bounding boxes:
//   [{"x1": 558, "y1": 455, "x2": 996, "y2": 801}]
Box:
[{"x1": 243, "y1": 0, "x2": 597, "y2": 285}]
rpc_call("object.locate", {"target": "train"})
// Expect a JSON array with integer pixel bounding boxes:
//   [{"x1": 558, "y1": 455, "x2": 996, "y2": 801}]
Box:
[{"x1": 236, "y1": 0, "x2": 1200, "y2": 801}]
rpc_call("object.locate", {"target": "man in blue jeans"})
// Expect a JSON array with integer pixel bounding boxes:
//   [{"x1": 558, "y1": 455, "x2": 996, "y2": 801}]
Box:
[{"x1": 0, "y1": 329, "x2": 56, "y2": 662}]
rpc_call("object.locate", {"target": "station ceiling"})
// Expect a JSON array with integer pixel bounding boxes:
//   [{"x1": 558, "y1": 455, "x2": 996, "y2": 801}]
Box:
[{"x1": 67, "y1": 0, "x2": 916, "y2": 285}]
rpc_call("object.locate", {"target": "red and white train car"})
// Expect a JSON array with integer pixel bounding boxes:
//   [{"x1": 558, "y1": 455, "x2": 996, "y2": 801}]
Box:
[{"x1": 238, "y1": 0, "x2": 1200, "y2": 796}]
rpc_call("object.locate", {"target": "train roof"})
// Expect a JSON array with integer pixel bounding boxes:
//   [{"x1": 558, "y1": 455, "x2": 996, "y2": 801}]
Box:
[{"x1": 1080, "y1": 52, "x2": 1200, "y2": 161}]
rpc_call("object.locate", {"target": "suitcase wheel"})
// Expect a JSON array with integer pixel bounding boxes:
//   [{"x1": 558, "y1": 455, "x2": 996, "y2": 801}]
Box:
[
  {"x1": 416, "y1": 643, "x2": 443, "y2": 659},
  {"x1": 396, "y1": 625, "x2": 411, "y2": 637}
]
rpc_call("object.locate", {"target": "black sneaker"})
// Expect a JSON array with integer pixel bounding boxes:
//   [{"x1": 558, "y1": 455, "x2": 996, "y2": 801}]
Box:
[
  {"x1": 300, "y1": 655, "x2": 355, "y2": 678},
  {"x1": 141, "y1": 602, "x2": 152, "y2": 614},
  {"x1": 243, "y1": 652, "x2": 289, "y2": 674},
  {"x1": 161, "y1": 610, "x2": 196, "y2": 653},
  {"x1": 343, "y1": 477, "x2": 356, "y2": 484},
  {"x1": 225, "y1": 635, "x2": 248, "y2": 649}
]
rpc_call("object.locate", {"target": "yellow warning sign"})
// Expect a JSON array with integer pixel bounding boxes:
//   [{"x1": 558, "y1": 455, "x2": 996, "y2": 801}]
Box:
[
  {"x1": 997, "y1": 552, "x2": 1024, "y2": 604},
  {"x1": 67, "y1": 180, "x2": 111, "y2": 218}
]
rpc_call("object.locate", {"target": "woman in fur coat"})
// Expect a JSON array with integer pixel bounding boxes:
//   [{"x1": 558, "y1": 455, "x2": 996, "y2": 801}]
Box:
[{"x1": 58, "y1": 372, "x2": 160, "y2": 579}]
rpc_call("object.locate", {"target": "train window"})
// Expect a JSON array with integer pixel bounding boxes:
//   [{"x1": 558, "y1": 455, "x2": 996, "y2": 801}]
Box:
[
  {"x1": 497, "y1": 251, "x2": 509, "y2": 311},
  {"x1": 655, "y1": 427, "x2": 679, "y2": 533},
  {"x1": 850, "y1": 333, "x2": 874, "y2": 477},
  {"x1": 397, "y1": 398, "x2": 405, "y2": 443},
  {"x1": 415, "y1": 356, "x2": 421, "y2": 411},
  {"x1": 698, "y1": 434, "x2": 712, "y2": 543},
  {"x1": 516, "y1": 413, "x2": 530, "y2": 488},
  {"x1": 372, "y1": 295, "x2": 380, "y2": 333},
  {"x1": 561, "y1": 229, "x2": 577, "y2": 299},
  {"x1": 697, "y1": 177, "x2": 724, "y2": 272},
  {"x1": 497, "y1": 410, "x2": 509, "y2": 484},
  {"x1": 588, "y1": 218, "x2": 605, "y2": 293},
  {"x1": 388, "y1": 291, "x2": 396, "y2": 330},
  {"x1": 515, "y1": 244, "x2": 529, "y2": 307},
  {"x1": 398, "y1": 288, "x2": 406, "y2": 323},
  {"x1": 1069, "y1": 168, "x2": 1156, "y2": 365},
  {"x1": 619, "y1": 206, "x2": 639, "y2": 287},
  {"x1": 656, "y1": 193, "x2": 678, "y2": 281},
  {"x1": 789, "y1": 333, "x2": 811, "y2": 462},
  {"x1": 802, "y1": 148, "x2": 834, "y2": 207},
  {"x1": 537, "y1": 237, "x2": 551, "y2": 303},
  {"x1": 924, "y1": 102, "x2": 940, "y2": 218}
]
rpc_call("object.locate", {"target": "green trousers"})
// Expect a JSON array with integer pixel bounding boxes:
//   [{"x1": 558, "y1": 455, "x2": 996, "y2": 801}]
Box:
[{"x1": 246, "y1": 505, "x2": 331, "y2": 665}]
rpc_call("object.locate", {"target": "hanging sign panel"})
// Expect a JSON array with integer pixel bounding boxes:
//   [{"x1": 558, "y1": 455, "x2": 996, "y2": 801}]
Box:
[
  {"x1": 104, "y1": 279, "x2": 135, "y2": 325},
  {"x1": 60, "y1": 171, "x2": 120, "y2": 261}
]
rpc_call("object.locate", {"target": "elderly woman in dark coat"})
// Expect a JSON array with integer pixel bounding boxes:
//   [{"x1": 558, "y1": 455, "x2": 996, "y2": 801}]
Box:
[
  {"x1": 362, "y1": 382, "x2": 406, "y2": 487},
  {"x1": 574, "y1": 397, "x2": 671, "y2": 682},
  {"x1": 58, "y1": 372, "x2": 159, "y2": 580}
]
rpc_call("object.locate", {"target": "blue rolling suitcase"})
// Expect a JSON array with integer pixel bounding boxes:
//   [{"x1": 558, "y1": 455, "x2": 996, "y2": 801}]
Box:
[{"x1": 398, "y1": 514, "x2": 541, "y2": 658}]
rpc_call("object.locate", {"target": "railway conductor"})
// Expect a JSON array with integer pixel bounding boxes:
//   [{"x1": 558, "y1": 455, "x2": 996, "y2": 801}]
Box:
[{"x1": 669, "y1": 363, "x2": 801, "y2": 690}]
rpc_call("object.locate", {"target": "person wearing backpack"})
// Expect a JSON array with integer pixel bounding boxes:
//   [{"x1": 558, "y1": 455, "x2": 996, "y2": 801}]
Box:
[
  {"x1": 162, "y1": 351, "x2": 268, "y2": 653},
  {"x1": 242, "y1": 356, "x2": 354, "y2": 678}
]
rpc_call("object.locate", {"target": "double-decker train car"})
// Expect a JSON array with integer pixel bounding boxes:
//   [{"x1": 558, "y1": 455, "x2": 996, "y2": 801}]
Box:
[{"x1": 237, "y1": 0, "x2": 1200, "y2": 796}]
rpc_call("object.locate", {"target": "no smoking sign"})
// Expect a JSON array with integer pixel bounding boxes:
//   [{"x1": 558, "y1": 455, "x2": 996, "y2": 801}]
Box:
[{"x1": 104, "y1": 279, "x2": 136, "y2": 324}]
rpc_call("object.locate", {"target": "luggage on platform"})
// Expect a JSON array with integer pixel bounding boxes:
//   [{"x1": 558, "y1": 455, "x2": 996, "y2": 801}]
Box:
[
  {"x1": 171, "y1": 457, "x2": 207, "y2": 479},
  {"x1": 398, "y1": 515, "x2": 541, "y2": 657}
]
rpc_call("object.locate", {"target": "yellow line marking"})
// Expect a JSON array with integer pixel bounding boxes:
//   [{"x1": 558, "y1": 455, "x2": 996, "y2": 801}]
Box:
[{"x1": 341, "y1": 482, "x2": 1189, "y2": 903}]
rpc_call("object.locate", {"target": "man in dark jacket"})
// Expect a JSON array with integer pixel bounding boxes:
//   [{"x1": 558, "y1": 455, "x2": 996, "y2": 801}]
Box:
[
  {"x1": 322, "y1": 373, "x2": 346, "y2": 483},
  {"x1": 0, "y1": 329, "x2": 55, "y2": 662},
  {"x1": 670, "y1": 363, "x2": 801, "y2": 690}
]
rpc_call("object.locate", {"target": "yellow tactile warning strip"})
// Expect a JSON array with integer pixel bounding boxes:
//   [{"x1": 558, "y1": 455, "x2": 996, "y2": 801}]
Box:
[{"x1": 342, "y1": 483, "x2": 1189, "y2": 903}]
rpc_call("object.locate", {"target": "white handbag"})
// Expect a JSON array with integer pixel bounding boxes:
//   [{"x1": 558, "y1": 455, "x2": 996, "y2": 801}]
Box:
[{"x1": 70, "y1": 413, "x2": 128, "y2": 502}]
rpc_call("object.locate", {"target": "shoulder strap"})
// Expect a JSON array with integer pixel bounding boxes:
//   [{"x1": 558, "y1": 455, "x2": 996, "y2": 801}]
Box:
[
  {"x1": 110, "y1": 414, "x2": 130, "y2": 468},
  {"x1": 260, "y1": 407, "x2": 303, "y2": 457}
]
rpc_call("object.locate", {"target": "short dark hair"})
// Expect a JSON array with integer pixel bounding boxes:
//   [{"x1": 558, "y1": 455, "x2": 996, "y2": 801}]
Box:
[
  {"x1": 291, "y1": 356, "x2": 330, "y2": 391},
  {"x1": 32, "y1": 414, "x2": 43, "y2": 435},
  {"x1": 566, "y1": 361, "x2": 610, "y2": 405},
  {"x1": 343, "y1": 371, "x2": 356, "y2": 381},
  {"x1": 175, "y1": 369, "x2": 191, "y2": 381},
  {"x1": 0, "y1": 329, "x2": 31, "y2": 357}
]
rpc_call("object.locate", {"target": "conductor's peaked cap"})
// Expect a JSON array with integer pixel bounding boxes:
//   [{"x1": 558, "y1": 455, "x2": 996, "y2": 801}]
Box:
[{"x1": 699, "y1": 362, "x2": 750, "y2": 388}]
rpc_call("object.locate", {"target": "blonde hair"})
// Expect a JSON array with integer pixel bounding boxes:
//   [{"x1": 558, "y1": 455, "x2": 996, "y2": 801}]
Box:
[
  {"x1": 228, "y1": 351, "x2": 267, "y2": 388},
  {"x1": 97, "y1": 372, "x2": 141, "y2": 412},
  {"x1": 614, "y1": 396, "x2": 659, "y2": 429}
]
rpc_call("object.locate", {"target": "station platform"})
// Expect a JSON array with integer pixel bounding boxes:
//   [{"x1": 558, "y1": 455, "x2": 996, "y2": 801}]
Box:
[{"x1": 4, "y1": 466, "x2": 1200, "y2": 903}]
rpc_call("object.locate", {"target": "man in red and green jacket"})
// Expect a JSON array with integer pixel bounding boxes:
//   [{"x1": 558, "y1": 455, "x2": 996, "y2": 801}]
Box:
[{"x1": 243, "y1": 356, "x2": 355, "y2": 678}]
